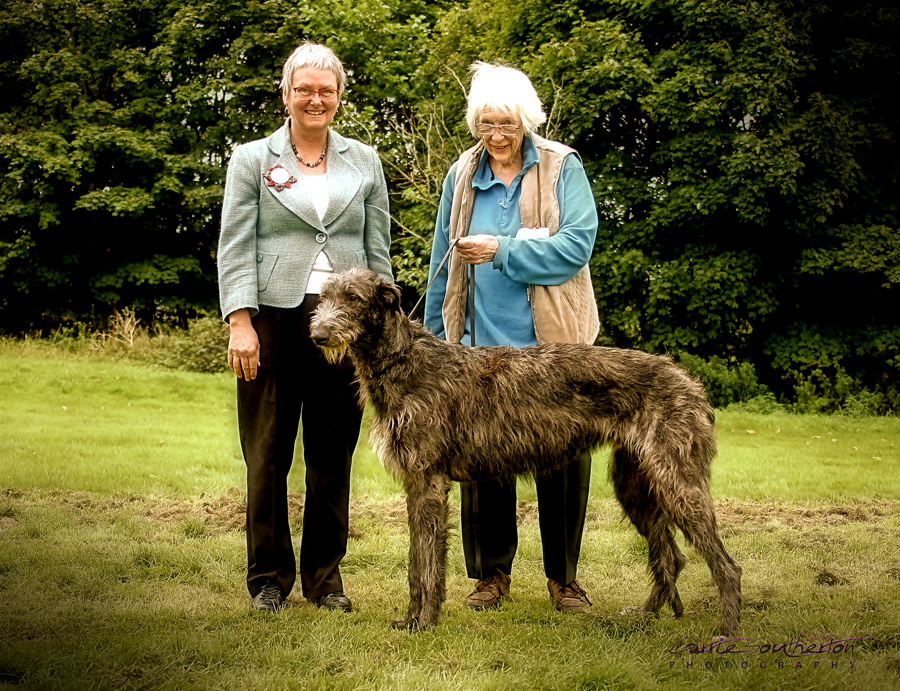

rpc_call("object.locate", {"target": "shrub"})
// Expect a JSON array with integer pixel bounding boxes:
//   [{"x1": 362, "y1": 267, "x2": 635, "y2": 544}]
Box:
[
  {"x1": 81, "y1": 311, "x2": 230, "y2": 374},
  {"x1": 675, "y1": 352, "x2": 767, "y2": 409},
  {"x1": 724, "y1": 392, "x2": 786, "y2": 414},
  {"x1": 134, "y1": 315, "x2": 230, "y2": 374},
  {"x1": 171, "y1": 315, "x2": 230, "y2": 374},
  {"x1": 766, "y1": 325, "x2": 900, "y2": 416}
]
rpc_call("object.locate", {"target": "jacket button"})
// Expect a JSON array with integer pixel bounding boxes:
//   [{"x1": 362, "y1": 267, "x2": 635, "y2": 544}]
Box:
[
  {"x1": 315, "y1": 232, "x2": 327, "y2": 244},
  {"x1": 256, "y1": 253, "x2": 263, "y2": 262}
]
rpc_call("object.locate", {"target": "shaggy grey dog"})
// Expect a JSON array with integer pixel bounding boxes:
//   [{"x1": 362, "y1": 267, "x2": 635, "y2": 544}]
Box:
[{"x1": 310, "y1": 267, "x2": 742, "y2": 635}]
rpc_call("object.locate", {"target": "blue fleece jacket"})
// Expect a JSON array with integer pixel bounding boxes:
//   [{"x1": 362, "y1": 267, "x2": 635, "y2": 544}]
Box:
[{"x1": 423, "y1": 137, "x2": 598, "y2": 347}]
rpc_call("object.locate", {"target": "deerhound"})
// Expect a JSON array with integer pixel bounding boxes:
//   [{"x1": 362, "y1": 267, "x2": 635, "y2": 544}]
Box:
[{"x1": 309, "y1": 267, "x2": 742, "y2": 635}]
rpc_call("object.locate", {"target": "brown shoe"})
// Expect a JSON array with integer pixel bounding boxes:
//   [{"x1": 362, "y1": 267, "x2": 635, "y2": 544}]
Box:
[
  {"x1": 548, "y1": 579, "x2": 592, "y2": 613},
  {"x1": 464, "y1": 572, "x2": 511, "y2": 610}
]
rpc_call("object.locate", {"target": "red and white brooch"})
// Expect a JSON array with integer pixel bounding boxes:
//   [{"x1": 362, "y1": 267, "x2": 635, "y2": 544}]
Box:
[{"x1": 263, "y1": 164, "x2": 296, "y2": 191}]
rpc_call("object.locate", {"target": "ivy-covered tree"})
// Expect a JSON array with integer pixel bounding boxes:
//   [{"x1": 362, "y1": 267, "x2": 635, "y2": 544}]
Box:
[{"x1": 761, "y1": 1, "x2": 900, "y2": 411}]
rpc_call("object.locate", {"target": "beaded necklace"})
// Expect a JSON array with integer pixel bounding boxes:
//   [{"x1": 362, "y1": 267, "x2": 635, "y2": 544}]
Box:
[{"x1": 291, "y1": 140, "x2": 327, "y2": 168}]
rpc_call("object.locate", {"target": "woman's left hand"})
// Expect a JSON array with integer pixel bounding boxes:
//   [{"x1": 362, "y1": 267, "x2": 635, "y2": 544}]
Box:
[{"x1": 456, "y1": 235, "x2": 500, "y2": 265}]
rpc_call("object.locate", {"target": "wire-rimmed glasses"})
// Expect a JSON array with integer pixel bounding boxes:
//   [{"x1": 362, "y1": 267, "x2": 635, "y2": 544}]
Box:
[
  {"x1": 292, "y1": 87, "x2": 340, "y2": 102},
  {"x1": 476, "y1": 123, "x2": 520, "y2": 136}
]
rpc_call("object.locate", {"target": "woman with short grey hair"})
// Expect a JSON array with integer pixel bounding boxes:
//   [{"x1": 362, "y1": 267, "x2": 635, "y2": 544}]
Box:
[
  {"x1": 424, "y1": 61, "x2": 599, "y2": 614},
  {"x1": 279, "y1": 42, "x2": 347, "y2": 102},
  {"x1": 464, "y1": 61, "x2": 546, "y2": 136},
  {"x1": 218, "y1": 41, "x2": 392, "y2": 614}
]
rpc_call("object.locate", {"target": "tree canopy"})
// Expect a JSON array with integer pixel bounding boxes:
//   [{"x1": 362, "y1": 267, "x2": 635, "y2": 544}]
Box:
[{"x1": 1, "y1": 0, "x2": 897, "y2": 412}]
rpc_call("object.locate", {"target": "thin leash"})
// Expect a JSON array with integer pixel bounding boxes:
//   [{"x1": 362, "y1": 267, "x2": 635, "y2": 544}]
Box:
[
  {"x1": 408, "y1": 236, "x2": 480, "y2": 578},
  {"x1": 407, "y1": 237, "x2": 458, "y2": 320},
  {"x1": 408, "y1": 238, "x2": 477, "y2": 348}
]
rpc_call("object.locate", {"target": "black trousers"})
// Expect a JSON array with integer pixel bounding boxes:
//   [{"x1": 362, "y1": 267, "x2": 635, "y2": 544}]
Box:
[
  {"x1": 237, "y1": 298, "x2": 362, "y2": 599},
  {"x1": 460, "y1": 449, "x2": 592, "y2": 584}
]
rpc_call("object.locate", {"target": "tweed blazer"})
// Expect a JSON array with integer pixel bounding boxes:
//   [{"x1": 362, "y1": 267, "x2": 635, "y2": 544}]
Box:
[{"x1": 217, "y1": 122, "x2": 393, "y2": 320}]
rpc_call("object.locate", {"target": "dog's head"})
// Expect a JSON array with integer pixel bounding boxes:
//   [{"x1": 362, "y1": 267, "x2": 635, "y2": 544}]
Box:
[{"x1": 309, "y1": 267, "x2": 402, "y2": 364}]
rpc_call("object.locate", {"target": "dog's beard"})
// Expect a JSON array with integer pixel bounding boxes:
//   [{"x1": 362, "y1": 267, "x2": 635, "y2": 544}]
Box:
[{"x1": 318, "y1": 343, "x2": 349, "y2": 365}]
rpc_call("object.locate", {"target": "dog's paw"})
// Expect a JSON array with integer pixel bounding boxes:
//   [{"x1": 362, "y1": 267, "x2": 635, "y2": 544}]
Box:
[
  {"x1": 390, "y1": 616, "x2": 420, "y2": 631},
  {"x1": 718, "y1": 621, "x2": 741, "y2": 638},
  {"x1": 620, "y1": 605, "x2": 658, "y2": 618},
  {"x1": 619, "y1": 605, "x2": 659, "y2": 632}
]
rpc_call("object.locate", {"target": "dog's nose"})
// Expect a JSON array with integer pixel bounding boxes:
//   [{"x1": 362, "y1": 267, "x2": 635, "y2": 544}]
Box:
[{"x1": 309, "y1": 327, "x2": 329, "y2": 345}]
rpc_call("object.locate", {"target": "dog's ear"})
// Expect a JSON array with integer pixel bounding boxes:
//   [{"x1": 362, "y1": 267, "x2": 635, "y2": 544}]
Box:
[{"x1": 379, "y1": 278, "x2": 403, "y2": 311}]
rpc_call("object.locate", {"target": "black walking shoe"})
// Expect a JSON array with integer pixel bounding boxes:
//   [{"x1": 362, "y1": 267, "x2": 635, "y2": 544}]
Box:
[
  {"x1": 251, "y1": 581, "x2": 285, "y2": 613},
  {"x1": 310, "y1": 591, "x2": 353, "y2": 612}
]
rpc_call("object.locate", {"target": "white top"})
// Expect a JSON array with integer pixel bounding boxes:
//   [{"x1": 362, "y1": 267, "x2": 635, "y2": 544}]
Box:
[{"x1": 302, "y1": 173, "x2": 333, "y2": 294}]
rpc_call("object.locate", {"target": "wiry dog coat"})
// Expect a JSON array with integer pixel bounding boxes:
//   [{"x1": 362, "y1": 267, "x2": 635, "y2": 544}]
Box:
[{"x1": 310, "y1": 267, "x2": 742, "y2": 635}]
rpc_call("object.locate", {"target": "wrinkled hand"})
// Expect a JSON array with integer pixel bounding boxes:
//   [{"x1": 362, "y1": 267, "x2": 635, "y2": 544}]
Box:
[
  {"x1": 227, "y1": 310, "x2": 260, "y2": 380},
  {"x1": 456, "y1": 235, "x2": 500, "y2": 265}
]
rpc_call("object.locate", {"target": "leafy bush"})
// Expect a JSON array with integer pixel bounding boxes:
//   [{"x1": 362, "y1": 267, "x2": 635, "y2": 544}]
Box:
[
  {"x1": 33, "y1": 310, "x2": 233, "y2": 375},
  {"x1": 675, "y1": 352, "x2": 767, "y2": 409},
  {"x1": 134, "y1": 315, "x2": 230, "y2": 374},
  {"x1": 839, "y1": 389, "x2": 894, "y2": 418},
  {"x1": 170, "y1": 315, "x2": 230, "y2": 374},
  {"x1": 766, "y1": 324, "x2": 900, "y2": 416},
  {"x1": 724, "y1": 392, "x2": 786, "y2": 415}
]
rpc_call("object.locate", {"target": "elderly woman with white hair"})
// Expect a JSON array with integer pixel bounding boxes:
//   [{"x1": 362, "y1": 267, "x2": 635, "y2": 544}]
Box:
[
  {"x1": 424, "y1": 62, "x2": 600, "y2": 614},
  {"x1": 217, "y1": 42, "x2": 392, "y2": 614}
]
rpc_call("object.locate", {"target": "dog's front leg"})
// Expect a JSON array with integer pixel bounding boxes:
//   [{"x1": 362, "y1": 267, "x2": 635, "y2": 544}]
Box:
[{"x1": 391, "y1": 471, "x2": 451, "y2": 631}]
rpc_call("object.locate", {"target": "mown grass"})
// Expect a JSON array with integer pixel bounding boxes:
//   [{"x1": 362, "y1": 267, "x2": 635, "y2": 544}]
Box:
[{"x1": 1, "y1": 344, "x2": 899, "y2": 690}]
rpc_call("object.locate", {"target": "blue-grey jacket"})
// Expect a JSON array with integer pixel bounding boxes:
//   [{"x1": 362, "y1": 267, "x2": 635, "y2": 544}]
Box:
[{"x1": 217, "y1": 122, "x2": 393, "y2": 320}]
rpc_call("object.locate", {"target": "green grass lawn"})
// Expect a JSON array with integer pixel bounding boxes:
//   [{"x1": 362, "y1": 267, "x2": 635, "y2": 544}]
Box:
[{"x1": 1, "y1": 346, "x2": 899, "y2": 690}]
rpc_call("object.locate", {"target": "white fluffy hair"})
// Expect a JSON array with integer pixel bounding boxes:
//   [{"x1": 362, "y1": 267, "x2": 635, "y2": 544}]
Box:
[
  {"x1": 280, "y1": 42, "x2": 346, "y2": 104},
  {"x1": 465, "y1": 61, "x2": 546, "y2": 137}
]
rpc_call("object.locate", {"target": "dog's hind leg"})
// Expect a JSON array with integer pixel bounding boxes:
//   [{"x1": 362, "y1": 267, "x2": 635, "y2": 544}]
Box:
[
  {"x1": 644, "y1": 454, "x2": 742, "y2": 636},
  {"x1": 391, "y1": 471, "x2": 452, "y2": 631},
  {"x1": 610, "y1": 447, "x2": 686, "y2": 619}
]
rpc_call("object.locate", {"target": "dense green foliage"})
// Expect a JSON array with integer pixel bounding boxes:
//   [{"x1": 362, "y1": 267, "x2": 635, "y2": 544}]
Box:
[{"x1": 1, "y1": 0, "x2": 897, "y2": 412}]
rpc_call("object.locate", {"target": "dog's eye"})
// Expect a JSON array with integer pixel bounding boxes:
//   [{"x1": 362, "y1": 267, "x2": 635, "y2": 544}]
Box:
[{"x1": 346, "y1": 293, "x2": 360, "y2": 302}]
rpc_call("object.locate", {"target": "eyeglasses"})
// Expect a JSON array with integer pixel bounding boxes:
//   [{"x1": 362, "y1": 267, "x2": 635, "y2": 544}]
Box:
[
  {"x1": 292, "y1": 87, "x2": 340, "y2": 102},
  {"x1": 476, "y1": 123, "x2": 520, "y2": 136}
]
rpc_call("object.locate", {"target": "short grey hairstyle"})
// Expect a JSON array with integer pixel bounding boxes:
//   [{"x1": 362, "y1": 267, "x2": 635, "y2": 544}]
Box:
[
  {"x1": 465, "y1": 61, "x2": 546, "y2": 137},
  {"x1": 280, "y1": 42, "x2": 347, "y2": 104}
]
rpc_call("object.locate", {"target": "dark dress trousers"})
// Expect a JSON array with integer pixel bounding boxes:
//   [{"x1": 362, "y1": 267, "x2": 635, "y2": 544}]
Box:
[
  {"x1": 460, "y1": 450, "x2": 592, "y2": 584},
  {"x1": 238, "y1": 298, "x2": 363, "y2": 598}
]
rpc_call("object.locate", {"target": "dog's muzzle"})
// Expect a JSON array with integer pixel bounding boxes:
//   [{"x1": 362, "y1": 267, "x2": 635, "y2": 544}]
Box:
[
  {"x1": 309, "y1": 326, "x2": 331, "y2": 346},
  {"x1": 309, "y1": 323, "x2": 349, "y2": 365}
]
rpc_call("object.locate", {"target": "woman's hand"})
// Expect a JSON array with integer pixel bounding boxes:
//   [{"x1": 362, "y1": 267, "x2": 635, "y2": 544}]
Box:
[
  {"x1": 226, "y1": 309, "x2": 260, "y2": 380},
  {"x1": 456, "y1": 235, "x2": 500, "y2": 265}
]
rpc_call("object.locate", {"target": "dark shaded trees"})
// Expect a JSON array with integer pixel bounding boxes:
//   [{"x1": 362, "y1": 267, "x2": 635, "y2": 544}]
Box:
[
  {"x1": 0, "y1": 0, "x2": 438, "y2": 325},
  {"x1": 396, "y1": 0, "x2": 899, "y2": 410},
  {"x1": 1, "y1": 0, "x2": 897, "y2": 410}
]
